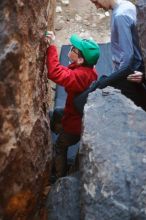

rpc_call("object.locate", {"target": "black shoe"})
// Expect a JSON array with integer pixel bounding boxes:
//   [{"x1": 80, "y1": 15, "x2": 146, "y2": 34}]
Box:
[{"x1": 50, "y1": 174, "x2": 58, "y2": 185}]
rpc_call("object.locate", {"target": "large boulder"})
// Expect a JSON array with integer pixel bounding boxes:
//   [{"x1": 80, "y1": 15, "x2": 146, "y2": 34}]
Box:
[
  {"x1": 80, "y1": 87, "x2": 146, "y2": 220},
  {"x1": 47, "y1": 87, "x2": 146, "y2": 220},
  {"x1": 0, "y1": 0, "x2": 56, "y2": 219}
]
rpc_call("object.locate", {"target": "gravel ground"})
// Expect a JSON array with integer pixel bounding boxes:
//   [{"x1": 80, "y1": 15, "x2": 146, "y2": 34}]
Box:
[{"x1": 55, "y1": 0, "x2": 111, "y2": 50}]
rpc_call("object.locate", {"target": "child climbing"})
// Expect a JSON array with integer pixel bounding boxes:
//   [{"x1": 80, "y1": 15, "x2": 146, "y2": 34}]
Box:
[{"x1": 43, "y1": 31, "x2": 100, "y2": 179}]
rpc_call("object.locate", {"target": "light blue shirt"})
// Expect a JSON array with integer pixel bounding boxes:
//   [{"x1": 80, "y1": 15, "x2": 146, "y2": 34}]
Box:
[{"x1": 111, "y1": 0, "x2": 143, "y2": 71}]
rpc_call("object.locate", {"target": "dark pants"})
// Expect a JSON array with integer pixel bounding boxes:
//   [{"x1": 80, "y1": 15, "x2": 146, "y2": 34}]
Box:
[
  {"x1": 114, "y1": 79, "x2": 146, "y2": 111},
  {"x1": 50, "y1": 108, "x2": 80, "y2": 178},
  {"x1": 54, "y1": 131, "x2": 80, "y2": 177}
]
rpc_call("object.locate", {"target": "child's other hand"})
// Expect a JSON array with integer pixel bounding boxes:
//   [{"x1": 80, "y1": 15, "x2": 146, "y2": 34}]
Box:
[
  {"x1": 127, "y1": 71, "x2": 143, "y2": 83},
  {"x1": 43, "y1": 36, "x2": 51, "y2": 47}
]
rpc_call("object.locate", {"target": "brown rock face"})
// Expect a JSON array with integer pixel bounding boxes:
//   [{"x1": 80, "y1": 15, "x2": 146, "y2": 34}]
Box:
[
  {"x1": 136, "y1": 0, "x2": 146, "y2": 77},
  {"x1": 0, "y1": 0, "x2": 56, "y2": 219}
]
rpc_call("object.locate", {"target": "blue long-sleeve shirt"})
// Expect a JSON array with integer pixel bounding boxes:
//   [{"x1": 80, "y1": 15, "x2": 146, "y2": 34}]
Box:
[{"x1": 111, "y1": 0, "x2": 143, "y2": 71}]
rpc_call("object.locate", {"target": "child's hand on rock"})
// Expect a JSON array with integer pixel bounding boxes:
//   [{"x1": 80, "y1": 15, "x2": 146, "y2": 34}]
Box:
[{"x1": 44, "y1": 31, "x2": 55, "y2": 47}]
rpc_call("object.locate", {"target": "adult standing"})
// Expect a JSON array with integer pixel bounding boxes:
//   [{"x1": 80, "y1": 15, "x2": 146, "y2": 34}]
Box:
[
  {"x1": 135, "y1": 0, "x2": 146, "y2": 81},
  {"x1": 90, "y1": 0, "x2": 146, "y2": 111}
]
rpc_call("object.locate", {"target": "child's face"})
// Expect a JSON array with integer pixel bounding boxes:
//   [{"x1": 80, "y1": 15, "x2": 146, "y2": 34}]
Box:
[{"x1": 68, "y1": 46, "x2": 84, "y2": 64}]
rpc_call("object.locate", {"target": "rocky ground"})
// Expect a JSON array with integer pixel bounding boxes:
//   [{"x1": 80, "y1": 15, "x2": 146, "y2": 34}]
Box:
[{"x1": 54, "y1": 0, "x2": 111, "y2": 51}]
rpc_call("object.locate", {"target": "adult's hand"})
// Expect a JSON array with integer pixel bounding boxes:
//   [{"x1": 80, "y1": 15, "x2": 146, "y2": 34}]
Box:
[{"x1": 127, "y1": 71, "x2": 143, "y2": 83}]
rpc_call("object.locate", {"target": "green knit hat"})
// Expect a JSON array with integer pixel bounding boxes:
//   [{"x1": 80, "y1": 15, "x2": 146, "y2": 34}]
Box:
[{"x1": 70, "y1": 34, "x2": 100, "y2": 65}]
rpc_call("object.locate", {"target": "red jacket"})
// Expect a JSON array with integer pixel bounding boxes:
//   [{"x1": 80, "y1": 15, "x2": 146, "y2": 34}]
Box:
[{"x1": 46, "y1": 45, "x2": 98, "y2": 135}]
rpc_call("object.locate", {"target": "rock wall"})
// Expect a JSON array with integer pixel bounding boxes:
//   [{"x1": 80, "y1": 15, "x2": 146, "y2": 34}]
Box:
[
  {"x1": 136, "y1": 0, "x2": 146, "y2": 77},
  {"x1": 0, "y1": 0, "x2": 56, "y2": 219}
]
